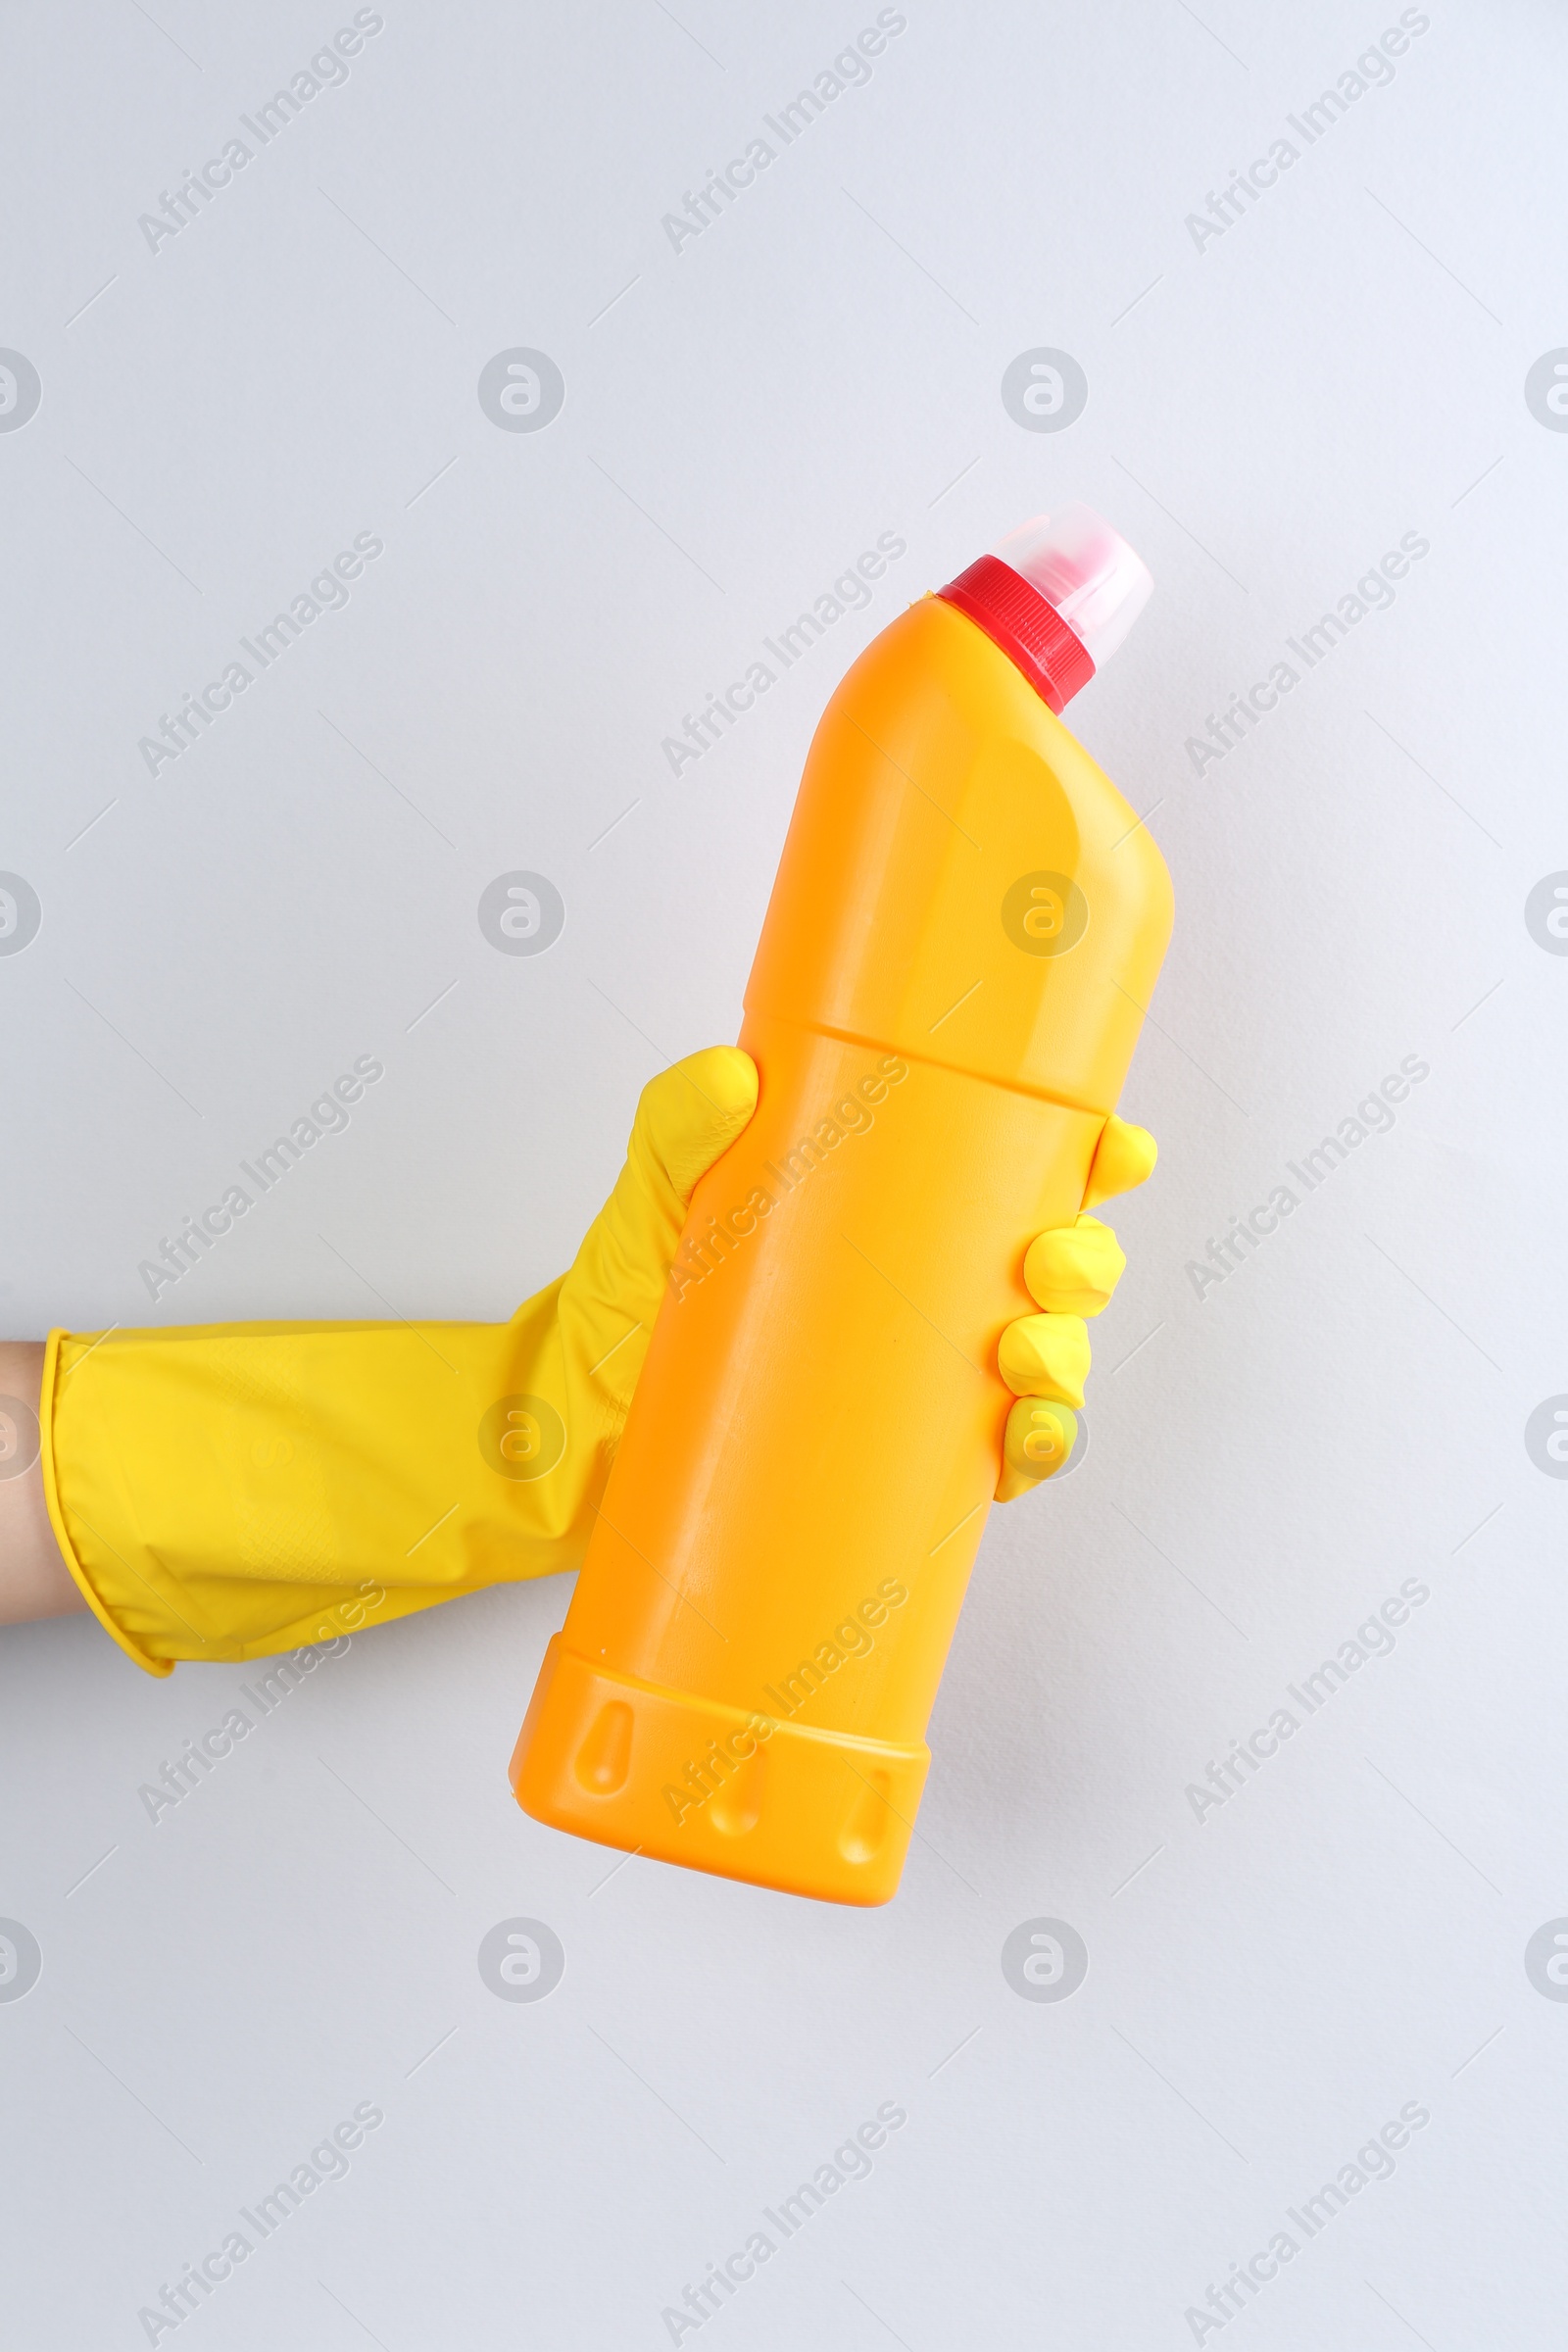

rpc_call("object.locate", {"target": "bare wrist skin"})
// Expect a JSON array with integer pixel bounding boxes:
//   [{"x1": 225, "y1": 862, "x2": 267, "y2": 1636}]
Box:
[{"x1": 0, "y1": 1342, "x2": 85, "y2": 1627}]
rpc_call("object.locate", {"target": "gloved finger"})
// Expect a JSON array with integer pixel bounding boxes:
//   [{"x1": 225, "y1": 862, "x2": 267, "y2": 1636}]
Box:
[
  {"x1": 631, "y1": 1046, "x2": 759, "y2": 1207},
  {"x1": 996, "y1": 1397, "x2": 1078, "y2": 1502},
  {"x1": 1082, "y1": 1114, "x2": 1156, "y2": 1209},
  {"x1": 1022, "y1": 1214, "x2": 1126, "y2": 1317},
  {"x1": 556, "y1": 1046, "x2": 758, "y2": 1399},
  {"x1": 997, "y1": 1311, "x2": 1089, "y2": 1407}
]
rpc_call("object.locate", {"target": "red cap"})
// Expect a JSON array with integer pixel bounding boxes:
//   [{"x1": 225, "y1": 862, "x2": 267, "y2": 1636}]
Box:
[{"x1": 937, "y1": 506, "x2": 1153, "y2": 713}]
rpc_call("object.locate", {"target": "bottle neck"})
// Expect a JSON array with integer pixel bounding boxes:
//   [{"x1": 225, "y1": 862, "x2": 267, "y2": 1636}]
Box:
[{"x1": 937, "y1": 555, "x2": 1095, "y2": 714}]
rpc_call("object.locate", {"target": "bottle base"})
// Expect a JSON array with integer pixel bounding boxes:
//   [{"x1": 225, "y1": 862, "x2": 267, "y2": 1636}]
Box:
[{"x1": 511, "y1": 1637, "x2": 929, "y2": 1906}]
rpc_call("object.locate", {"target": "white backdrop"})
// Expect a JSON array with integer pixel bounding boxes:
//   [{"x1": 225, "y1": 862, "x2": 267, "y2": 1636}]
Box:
[{"x1": 3, "y1": 2, "x2": 1566, "y2": 2344}]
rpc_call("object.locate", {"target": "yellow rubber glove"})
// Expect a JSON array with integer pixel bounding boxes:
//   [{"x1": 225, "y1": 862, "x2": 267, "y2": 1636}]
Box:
[
  {"x1": 994, "y1": 1114, "x2": 1157, "y2": 1501},
  {"x1": 40, "y1": 1063, "x2": 1153, "y2": 1670},
  {"x1": 40, "y1": 1049, "x2": 759, "y2": 1674}
]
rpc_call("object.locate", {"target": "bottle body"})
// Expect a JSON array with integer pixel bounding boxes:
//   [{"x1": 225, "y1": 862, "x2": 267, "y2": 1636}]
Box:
[{"x1": 512, "y1": 591, "x2": 1172, "y2": 1903}]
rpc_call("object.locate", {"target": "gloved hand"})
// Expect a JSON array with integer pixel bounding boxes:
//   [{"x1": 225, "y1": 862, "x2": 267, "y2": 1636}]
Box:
[
  {"x1": 994, "y1": 1113, "x2": 1157, "y2": 1502},
  {"x1": 41, "y1": 1050, "x2": 1153, "y2": 1672},
  {"x1": 41, "y1": 1048, "x2": 759, "y2": 1674}
]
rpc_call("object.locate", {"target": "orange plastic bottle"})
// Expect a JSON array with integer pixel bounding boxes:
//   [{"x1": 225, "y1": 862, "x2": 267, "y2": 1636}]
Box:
[{"x1": 512, "y1": 508, "x2": 1173, "y2": 1903}]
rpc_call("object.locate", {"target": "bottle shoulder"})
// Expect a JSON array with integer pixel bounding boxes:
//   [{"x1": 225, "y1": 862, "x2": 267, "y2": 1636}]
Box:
[{"x1": 747, "y1": 597, "x2": 1173, "y2": 1109}]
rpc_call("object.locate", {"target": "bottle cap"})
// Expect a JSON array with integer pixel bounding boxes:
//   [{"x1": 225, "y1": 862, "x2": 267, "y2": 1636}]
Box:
[
  {"x1": 991, "y1": 506, "x2": 1153, "y2": 669},
  {"x1": 938, "y1": 505, "x2": 1152, "y2": 712}
]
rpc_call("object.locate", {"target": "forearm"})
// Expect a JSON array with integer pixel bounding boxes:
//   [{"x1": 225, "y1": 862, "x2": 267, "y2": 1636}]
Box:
[
  {"x1": 0, "y1": 1342, "x2": 85, "y2": 1626},
  {"x1": 4, "y1": 1048, "x2": 760, "y2": 1673},
  {"x1": 38, "y1": 1294, "x2": 616, "y2": 1674}
]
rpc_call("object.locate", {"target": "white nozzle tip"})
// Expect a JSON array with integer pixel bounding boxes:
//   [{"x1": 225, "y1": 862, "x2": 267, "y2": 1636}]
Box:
[{"x1": 991, "y1": 504, "x2": 1153, "y2": 669}]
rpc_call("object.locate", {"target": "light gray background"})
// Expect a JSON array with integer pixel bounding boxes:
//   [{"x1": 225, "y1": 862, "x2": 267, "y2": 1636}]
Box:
[{"x1": 3, "y1": 2, "x2": 1565, "y2": 2344}]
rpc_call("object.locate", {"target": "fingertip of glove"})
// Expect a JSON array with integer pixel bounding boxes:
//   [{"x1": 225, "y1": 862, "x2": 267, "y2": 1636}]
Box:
[
  {"x1": 997, "y1": 1398, "x2": 1078, "y2": 1499},
  {"x1": 1083, "y1": 1115, "x2": 1157, "y2": 1208},
  {"x1": 636, "y1": 1046, "x2": 759, "y2": 1201},
  {"x1": 676, "y1": 1045, "x2": 759, "y2": 1127}
]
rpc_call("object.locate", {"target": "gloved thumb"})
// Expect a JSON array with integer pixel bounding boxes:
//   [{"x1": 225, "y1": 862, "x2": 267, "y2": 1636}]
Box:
[
  {"x1": 553, "y1": 1047, "x2": 759, "y2": 1410},
  {"x1": 627, "y1": 1046, "x2": 760, "y2": 1208}
]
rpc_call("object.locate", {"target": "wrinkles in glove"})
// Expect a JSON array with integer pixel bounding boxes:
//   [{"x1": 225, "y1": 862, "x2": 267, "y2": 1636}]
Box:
[{"x1": 40, "y1": 1050, "x2": 757, "y2": 1673}]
